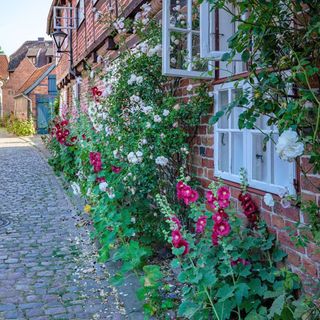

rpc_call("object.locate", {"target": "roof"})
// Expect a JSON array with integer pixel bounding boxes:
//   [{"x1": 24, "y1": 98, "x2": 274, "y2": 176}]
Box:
[
  {"x1": 9, "y1": 39, "x2": 53, "y2": 71},
  {"x1": 0, "y1": 55, "x2": 9, "y2": 80},
  {"x1": 27, "y1": 48, "x2": 41, "y2": 57},
  {"x1": 16, "y1": 63, "x2": 55, "y2": 95}
]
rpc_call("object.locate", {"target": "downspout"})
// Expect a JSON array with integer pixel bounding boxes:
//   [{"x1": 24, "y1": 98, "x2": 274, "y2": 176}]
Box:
[{"x1": 68, "y1": 0, "x2": 76, "y2": 78}]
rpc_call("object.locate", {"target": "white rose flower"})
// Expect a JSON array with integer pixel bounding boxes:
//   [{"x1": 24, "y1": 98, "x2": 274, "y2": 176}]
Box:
[
  {"x1": 155, "y1": 156, "x2": 169, "y2": 167},
  {"x1": 127, "y1": 152, "x2": 139, "y2": 164},
  {"x1": 136, "y1": 151, "x2": 143, "y2": 157},
  {"x1": 163, "y1": 109, "x2": 170, "y2": 117},
  {"x1": 113, "y1": 149, "x2": 119, "y2": 159},
  {"x1": 170, "y1": 57, "x2": 177, "y2": 64},
  {"x1": 107, "y1": 188, "x2": 115, "y2": 199},
  {"x1": 154, "y1": 115, "x2": 162, "y2": 123},
  {"x1": 141, "y1": 138, "x2": 148, "y2": 145},
  {"x1": 173, "y1": 104, "x2": 180, "y2": 111},
  {"x1": 263, "y1": 193, "x2": 275, "y2": 207},
  {"x1": 131, "y1": 217, "x2": 136, "y2": 224},
  {"x1": 136, "y1": 76, "x2": 143, "y2": 84},
  {"x1": 276, "y1": 129, "x2": 304, "y2": 162},
  {"x1": 186, "y1": 84, "x2": 193, "y2": 92},
  {"x1": 142, "y1": 105, "x2": 153, "y2": 114},
  {"x1": 71, "y1": 182, "x2": 81, "y2": 195},
  {"x1": 99, "y1": 182, "x2": 108, "y2": 192},
  {"x1": 146, "y1": 122, "x2": 151, "y2": 128}
]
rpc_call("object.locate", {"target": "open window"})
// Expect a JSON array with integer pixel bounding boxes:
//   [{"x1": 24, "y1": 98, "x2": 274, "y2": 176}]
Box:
[
  {"x1": 213, "y1": 81, "x2": 296, "y2": 195},
  {"x1": 162, "y1": 0, "x2": 212, "y2": 78}
]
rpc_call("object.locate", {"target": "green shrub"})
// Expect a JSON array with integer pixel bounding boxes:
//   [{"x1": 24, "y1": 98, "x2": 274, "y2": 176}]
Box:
[{"x1": 6, "y1": 118, "x2": 35, "y2": 136}]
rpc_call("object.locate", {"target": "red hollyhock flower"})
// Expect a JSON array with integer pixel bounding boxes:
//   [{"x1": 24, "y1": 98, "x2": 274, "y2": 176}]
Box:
[
  {"x1": 213, "y1": 220, "x2": 231, "y2": 237},
  {"x1": 178, "y1": 239, "x2": 189, "y2": 255},
  {"x1": 171, "y1": 216, "x2": 182, "y2": 230},
  {"x1": 212, "y1": 209, "x2": 228, "y2": 224},
  {"x1": 217, "y1": 186, "x2": 230, "y2": 201},
  {"x1": 63, "y1": 129, "x2": 70, "y2": 136},
  {"x1": 61, "y1": 120, "x2": 69, "y2": 127},
  {"x1": 196, "y1": 216, "x2": 207, "y2": 233},
  {"x1": 89, "y1": 152, "x2": 102, "y2": 173},
  {"x1": 243, "y1": 201, "x2": 258, "y2": 216},
  {"x1": 71, "y1": 136, "x2": 78, "y2": 143},
  {"x1": 111, "y1": 166, "x2": 122, "y2": 174},
  {"x1": 176, "y1": 182, "x2": 198, "y2": 205},
  {"x1": 211, "y1": 232, "x2": 219, "y2": 246}
]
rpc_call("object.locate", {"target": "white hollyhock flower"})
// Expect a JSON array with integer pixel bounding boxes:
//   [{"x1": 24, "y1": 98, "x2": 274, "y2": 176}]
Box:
[
  {"x1": 276, "y1": 129, "x2": 304, "y2": 162},
  {"x1": 163, "y1": 109, "x2": 170, "y2": 117},
  {"x1": 264, "y1": 193, "x2": 275, "y2": 207},
  {"x1": 154, "y1": 115, "x2": 162, "y2": 123},
  {"x1": 71, "y1": 182, "x2": 81, "y2": 195},
  {"x1": 155, "y1": 156, "x2": 169, "y2": 166},
  {"x1": 99, "y1": 182, "x2": 108, "y2": 192}
]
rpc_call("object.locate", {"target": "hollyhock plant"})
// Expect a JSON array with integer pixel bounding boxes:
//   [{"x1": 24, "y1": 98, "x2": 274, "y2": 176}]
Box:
[
  {"x1": 212, "y1": 209, "x2": 229, "y2": 224},
  {"x1": 196, "y1": 216, "x2": 207, "y2": 233},
  {"x1": 89, "y1": 152, "x2": 102, "y2": 173}
]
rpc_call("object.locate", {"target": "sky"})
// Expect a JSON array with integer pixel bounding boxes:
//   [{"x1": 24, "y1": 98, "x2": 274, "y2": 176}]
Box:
[{"x1": 0, "y1": 0, "x2": 53, "y2": 56}]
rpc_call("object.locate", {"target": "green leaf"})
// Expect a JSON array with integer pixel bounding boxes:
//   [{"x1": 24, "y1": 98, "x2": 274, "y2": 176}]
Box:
[
  {"x1": 209, "y1": 111, "x2": 224, "y2": 125},
  {"x1": 171, "y1": 258, "x2": 180, "y2": 269},
  {"x1": 268, "y1": 294, "x2": 285, "y2": 319},
  {"x1": 178, "y1": 301, "x2": 200, "y2": 318},
  {"x1": 217, "y1": 284, "x2": 235, "y2": 302},
  {"x1": 235, "y1": 283, "x2": 249, "y2": 306}
]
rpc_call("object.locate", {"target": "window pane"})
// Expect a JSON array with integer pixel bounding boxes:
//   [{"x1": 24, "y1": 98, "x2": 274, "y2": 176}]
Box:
[
  {"x1": 170, "y1": 31, "x2": 188, "y2": 69},
  {"x1": 217, "y1": 90, "x2": 229, "y2": 128},
  {"x1": 192, "y1": 2, "x2": 200, "y2": 30},
  {"x1": 256, "y1": 115, "x2": 270, "y2": 131},
  {"x1": 170, "y1": 0, "x2": 188, "y2": 29},
  {"x1": 271, "y1": 134, "x2": 291, "y2": 186},
  {"x1": 231, "y1": 133, "x2": 243, "y2": 174},
  {"x1": 252, "y1": 133, "x2": 269, "y2": 183},
  {"x1": 218, "y1": 132, "x2": 229, "y2": 172},
  {"x1": 192, "y1": 33, "x2": 207, "y2": 71},
  {"x1": 230, "y1": 88, "x2": 242, "y2": 129}
]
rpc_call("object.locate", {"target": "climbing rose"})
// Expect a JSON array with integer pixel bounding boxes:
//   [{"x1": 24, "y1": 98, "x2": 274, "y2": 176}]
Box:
[
  {"x1": 276, "y1": 129, "x2": 304, "y2": 162},
  {"x1": 213, "y1": 220, "x2": 231, "y2": 237},
  {"x1": 196, "y1": 216, "x2": 207, "y2": 233}
]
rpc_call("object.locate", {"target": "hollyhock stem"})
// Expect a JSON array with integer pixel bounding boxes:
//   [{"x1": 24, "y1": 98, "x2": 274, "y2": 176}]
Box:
[{"x1": 189, "y1": 257, "x2": 221, "y2": 320}]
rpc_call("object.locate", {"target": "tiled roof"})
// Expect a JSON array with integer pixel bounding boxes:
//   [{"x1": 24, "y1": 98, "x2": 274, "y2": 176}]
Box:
[
  {"x1": 27, "y1": 48, "x2": 41, "y2": 57},
  {"x1": 0, "y1": 55, "x2": 8, "y2": 79},
  {"x1": 17, "y1": 63, "x2": 54, "y2": 95}
]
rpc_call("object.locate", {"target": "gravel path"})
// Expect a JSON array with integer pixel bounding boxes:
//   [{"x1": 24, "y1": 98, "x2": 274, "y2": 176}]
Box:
[{"x1": 0, "y1": 130, "x2": 126, "y2": 320}]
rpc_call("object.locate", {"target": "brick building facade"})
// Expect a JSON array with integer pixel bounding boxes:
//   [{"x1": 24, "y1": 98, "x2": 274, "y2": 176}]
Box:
[
  {"x1": 0, "y1": 49, "x2": 9, "y2": 119},
  {"x1": 47, "y1": 0, "x2": 319, "y2": 292}
]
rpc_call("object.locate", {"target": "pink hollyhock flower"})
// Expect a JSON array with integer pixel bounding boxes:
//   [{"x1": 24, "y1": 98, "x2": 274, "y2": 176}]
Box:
[
  {"x1": 112, "y1": 166, "x2": 122, "y2": 173},
  {"x1": 96, "y1": 177, "x2": 106, "y2": 183},
  {"x1": 206, "y1": 190, "x2": 217, "y2": 209},
  {"x1": 217, "y1": 186, "x2": 230, "y2": 201},
  {"x1": 211, "y1": 232, "x2": 219, "y2": 246},
  {"x1": 176, "y1": 182, "x2": 198, "y2": 205},
  {"x1": 176, "y1": 181, "x2": 185, "y2": 199},
  {"x1": 196, "y1": 216, "x2": 207, "y2": 233},
  {"x1": 218, "y1": 198, "x2": 230, "y2": 209},
  {"x1": 213, "y1": 220, "x2": 231, "y2": 237},
  {"x1": 212, "y1": 209, "x2": 228, "y2": 224},
  {"x1": 172, "y1": 230, "x2": 182, "y2": 248},
  {"x1": 184, "y1": 189, "x2": 198, "y2": 205}
]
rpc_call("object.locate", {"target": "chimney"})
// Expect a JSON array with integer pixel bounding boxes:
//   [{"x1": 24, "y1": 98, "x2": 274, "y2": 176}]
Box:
[{"x1": 38, "y1": 37, "x2": 45, "y2": 42}]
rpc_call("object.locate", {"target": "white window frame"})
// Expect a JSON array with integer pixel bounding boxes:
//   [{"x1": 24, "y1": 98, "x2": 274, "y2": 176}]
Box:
[
  {"x1": 213, "y1": 81, "x2": 296, "y2": 195},
  {"x1": 77, "y1": 0, "x2": 85, "y2": 28},
  {"x1": 200, "y1": 2, "x2": 243, "y2": 61},
  {"x1": 162, "y1": 0, "x2": 212, "y2": 79},
  {"x1": 53, "y1": 6, "x2": 76, "y2": 30}
]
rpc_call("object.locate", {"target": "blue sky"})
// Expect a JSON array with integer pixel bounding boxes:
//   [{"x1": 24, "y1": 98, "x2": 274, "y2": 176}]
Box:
[{"x1": 0, "y1": 0, "x2": 53, "y2": 55}]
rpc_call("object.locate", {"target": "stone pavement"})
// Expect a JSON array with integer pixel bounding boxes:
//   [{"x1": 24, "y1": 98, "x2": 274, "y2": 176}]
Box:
[{"x1": 0, "y1": 130, "x2": 127, "y2": 320}]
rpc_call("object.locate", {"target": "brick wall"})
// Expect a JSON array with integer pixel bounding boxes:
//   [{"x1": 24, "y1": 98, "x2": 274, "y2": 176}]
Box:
[{"x1": 2, "y1": 58, "x2": 36, "y2": 116}]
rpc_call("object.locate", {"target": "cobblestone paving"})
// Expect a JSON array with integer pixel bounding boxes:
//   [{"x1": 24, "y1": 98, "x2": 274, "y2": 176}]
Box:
[{"x1": 0, "y1": 131, "x2": 126, "y2": 320}]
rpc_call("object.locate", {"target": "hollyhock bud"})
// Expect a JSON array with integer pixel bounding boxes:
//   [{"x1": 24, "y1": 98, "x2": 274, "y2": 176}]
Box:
[
  {"x1": 211, "y1": 232, "x2": 219, "y2": 246},
  {"x1": 196, "y1": 216, "x2": 207, "y2": 233},
  {"x1": 231, "y1": 258, "x2": 250, "y2": 267},
  {"x1": 213, "y1": 220, "x2": 231, "y2": 237}
]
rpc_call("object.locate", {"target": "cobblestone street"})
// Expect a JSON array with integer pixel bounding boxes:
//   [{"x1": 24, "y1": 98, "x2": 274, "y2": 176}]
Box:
[{"x1": 0, "y1": 130, "x2": 126, "y2": 320}]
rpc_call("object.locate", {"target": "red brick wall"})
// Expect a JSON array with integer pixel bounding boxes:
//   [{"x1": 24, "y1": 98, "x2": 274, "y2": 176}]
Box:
[{"x1": 2, "y1": 58, "x2": 36, "y2": 116}]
